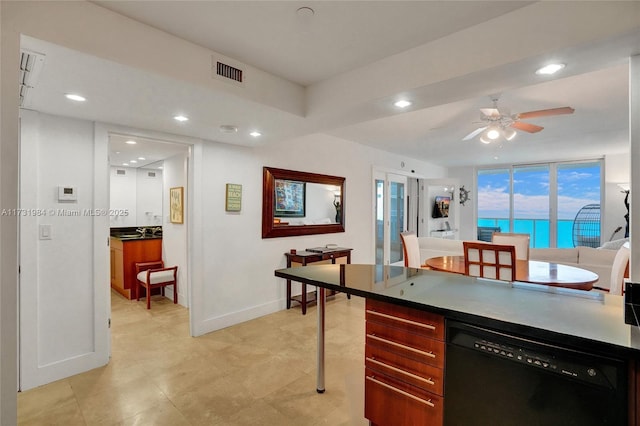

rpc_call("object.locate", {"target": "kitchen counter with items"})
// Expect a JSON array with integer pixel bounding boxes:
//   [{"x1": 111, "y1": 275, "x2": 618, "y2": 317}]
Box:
[
  {"x1": 110, "y1": 226, "x2": 163, "y2": 241},
  {"x1": 274, "y1": 264, "x2": 640, "y2": 425},
  {"x1": 110, "y1": 227, "x2": 162, "y2": 299}
]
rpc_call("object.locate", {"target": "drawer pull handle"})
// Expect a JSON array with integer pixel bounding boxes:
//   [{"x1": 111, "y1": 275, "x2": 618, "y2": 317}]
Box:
[
  {"x1": 366, "y1": 357, "x2": 435, "y2": 386},
  {"x1": 367, "y1": 334, "x2": 436, "y2": 359},
  {"x1": 366, "y1": 310, "x2": 437, "y2": 331},
  {"x1": 366, "y1": 376, "x2": 435, "y2": 408}
]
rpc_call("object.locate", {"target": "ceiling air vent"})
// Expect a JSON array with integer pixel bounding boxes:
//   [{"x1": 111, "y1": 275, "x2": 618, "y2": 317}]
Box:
[
  {"x1": 19, "y1": 49, "x2": 46, "y2": 107},
  {"x1": 216, "y1": 61, "x2": 243, "y2": 82},
  {"x1": 212, "y1": 57, "x2": 245, "y2": 86},
  {"x1": 116, "y1": 169, "x2": 126, "y2": 176},
  {"x1": 147, "y1": 172, "x2": 156, "y2": 178}
]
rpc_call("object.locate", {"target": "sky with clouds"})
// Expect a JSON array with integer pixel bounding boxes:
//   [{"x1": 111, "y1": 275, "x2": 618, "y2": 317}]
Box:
[{"x1": 478, "y1": 163, "x2": 600, "y2": 220}]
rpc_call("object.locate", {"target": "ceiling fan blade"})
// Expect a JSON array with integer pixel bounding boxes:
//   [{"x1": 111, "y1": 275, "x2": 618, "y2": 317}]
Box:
[
  {"x1": 517, "y1": 107, "x2": 575, "y2": 120},
  {"x1": 462, "y1": 126, "x2": 487, "y2": 141},
  {"x1": 480, "y1": 108, "x2": 500, "y2": 117},
  {"x1": 511, "y1": 121, "x2": 544, "y2": 133}
]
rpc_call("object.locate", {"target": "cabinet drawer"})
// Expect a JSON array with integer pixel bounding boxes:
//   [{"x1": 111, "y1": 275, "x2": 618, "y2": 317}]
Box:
[
  {"x1": 365, "y1": 367, "x2": 443, "y2": 426},
  {"x1": 365, "y1": 343, "x2": 443, "y2": 395},
  {"x1": 366, "y1": 321, "x2": 445, "y2": 368},
  {"x1": 366, "y1": 299, "x2": 444, "y2": 340}
]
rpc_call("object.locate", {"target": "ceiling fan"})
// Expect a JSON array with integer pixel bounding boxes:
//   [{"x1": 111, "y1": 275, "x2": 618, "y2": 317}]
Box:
[{"x1": 462, "y1": 97, "x2": 575, "y2": 143}]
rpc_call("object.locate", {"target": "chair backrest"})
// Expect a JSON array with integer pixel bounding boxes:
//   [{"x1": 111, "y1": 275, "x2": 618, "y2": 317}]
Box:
[
  {"x1": 609, "y1": 242, "x2": 630, "y2": 296},
  {"x1": 400, "y1": 231, "x2": 422, "y2": 268},
  {"x1": 135, "y1": 260, "x2": 164, "y2": 274},
  {"x1": 491, "y1": 232, "x2": 530, "y2": 260},
  {"x1": 463, "y1": 241, "x2": 516, "y2": 281}
]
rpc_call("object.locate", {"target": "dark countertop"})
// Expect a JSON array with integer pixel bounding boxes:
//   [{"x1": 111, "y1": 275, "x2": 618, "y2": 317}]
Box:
[
  {"x1": 110, "y1": 234, "x2": 162, "y2": 241},
  {"x1": 110, "y1": 226, "x2": 162, "y2": 241},
  {"x1": 275, "y1": 264, "x2": 640, "y2": 359}
]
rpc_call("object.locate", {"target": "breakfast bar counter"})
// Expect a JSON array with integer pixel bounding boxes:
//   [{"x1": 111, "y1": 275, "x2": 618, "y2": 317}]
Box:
[{"x1": 275, "y1": 264, "x2": 640, "y2": 425}]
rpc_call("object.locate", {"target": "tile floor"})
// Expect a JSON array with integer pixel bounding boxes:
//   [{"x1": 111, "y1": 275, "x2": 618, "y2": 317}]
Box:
[{"x1": 17, "y1": 291, "x2": 367, "y2": 425}]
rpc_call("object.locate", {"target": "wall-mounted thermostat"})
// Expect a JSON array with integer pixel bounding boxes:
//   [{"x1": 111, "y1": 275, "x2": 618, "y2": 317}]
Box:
[{"x1": 58, "y1": 185, "x2": 77, "y2": 201}]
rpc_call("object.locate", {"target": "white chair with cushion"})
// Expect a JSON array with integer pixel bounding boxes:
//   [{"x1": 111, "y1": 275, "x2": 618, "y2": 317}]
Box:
[
  {"x1": 400, "y1": 231, "x2": 425, "y2": 268},
  {"x1": 609, "y1": 242, "x2": 630, "y2": 296},
  {"x1": 135, "y1": 261, "x2": 178, "y2": 309},
  {"x1": 463, "y1": 241, "x2": 516, "y2": 281},
  {"x1": 491, "y1": 232, "x2": 530, "y2": 260}
]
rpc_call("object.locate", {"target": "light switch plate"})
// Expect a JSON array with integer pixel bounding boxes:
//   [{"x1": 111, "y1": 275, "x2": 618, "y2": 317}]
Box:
[{"x1": 39, "y1": 224, "x2": 52, "y2": 240}]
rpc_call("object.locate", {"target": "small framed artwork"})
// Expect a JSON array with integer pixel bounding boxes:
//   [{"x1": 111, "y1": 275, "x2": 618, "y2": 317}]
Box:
[
  {"x1": 225, "y1": 183, "x2": 242, "y2": 212},
  {"x1": 170, "y1": 187, "x2": 184, "y2": 224},
  {"x1": 274, "y1": 179, "x2": 305, "y2": 218}
]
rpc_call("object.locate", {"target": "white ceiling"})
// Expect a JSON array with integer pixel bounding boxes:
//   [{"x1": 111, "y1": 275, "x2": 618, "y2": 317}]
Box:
[
  {"x1": 19, "y1": 1, "x2": 640, "y2": 168},
  {"x1": 109, "y1": 134, "x2": 189, "y2": 169}
]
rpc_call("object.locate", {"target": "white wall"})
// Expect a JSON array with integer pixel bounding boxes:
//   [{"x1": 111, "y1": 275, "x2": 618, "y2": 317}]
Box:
[
  {"x1": 109, "y1": 166, "x2": 136, "y2": 227},
  {"x1": 447, "y1": 167, "x2": 477, "y2": 241},
  {"x1": 1, "y1": 3, "x2": 19, "y2": 420},
  {"x1": 188, "y1": 133, "x2": 442, "y2": 335},
  {"x1": 136, "y1": 168, "x2": 163, "y2": 226},
  {"x1": 110, "y1": 166, "x2": 163, "y2": 227},
  {"x1": 162, "y1": 153, "x2": 188, "y2": 306},
  {"x1": 19, "y1": 110, "x2": 109, "y2": 390}
]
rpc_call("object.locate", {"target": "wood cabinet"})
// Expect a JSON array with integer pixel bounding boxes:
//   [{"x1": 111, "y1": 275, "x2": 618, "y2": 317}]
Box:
[
  {"x1": 110, "y1": 237, "x2": 162, "y2": 299},
  {"x1": 365, "y1": 299, "x2": 445, "y2": 426}
]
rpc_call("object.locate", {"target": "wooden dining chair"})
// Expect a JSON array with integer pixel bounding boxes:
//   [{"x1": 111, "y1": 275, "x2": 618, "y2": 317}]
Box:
[
  {"x1": 491, "y1": 232, "x2": 530, "y2": 260},
  {"x1": 135, "y1": 261, "x2": 178, "y2": 309},
  {"x1": 400, "y1": 231, "x2": 425, "y2": 268},
  {"x1": 463, "y1": 241, "x2": 516, "y2": 281}
]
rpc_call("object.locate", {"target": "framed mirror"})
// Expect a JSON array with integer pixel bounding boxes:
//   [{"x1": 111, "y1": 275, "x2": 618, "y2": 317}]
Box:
[{"x1": 262, "y1": 167, "x2": 345, "y2": 238}]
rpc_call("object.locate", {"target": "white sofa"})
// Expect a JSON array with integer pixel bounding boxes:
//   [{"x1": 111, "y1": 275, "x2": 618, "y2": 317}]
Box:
[{"x1": 417, "y1": 236, "x2": 619, "y2": 290}]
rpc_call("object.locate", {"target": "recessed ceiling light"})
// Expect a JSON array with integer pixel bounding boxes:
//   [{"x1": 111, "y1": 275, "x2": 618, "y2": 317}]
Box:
[
  {"x1": 249, "y1": 131, "x2": 262, "y2": 137},
  {"x1": 65, "y1": 93, "x2": 86, "y2": 102},
  {"x1": 394, "y1": 100, "x2": 412, "y2": 108},
  {"x1": 125, "y1": 140, "x2": 137, "y2": 145},
  {"x1": 535, "y1": 63, "x2": 565, "y2": 75},
  {"x1": 138, "y1": 157, "x2": 146, "y2": 160},
  {"x1": 158, "y1": 166, "x2": 163, "y2": 170},
  {"x1": 115, "y1": 151, "x2": 120, "y2": 154},
  {"x1": 130, "y1": 160, "x2": 137, "y2": 163},
  {"x1": 122, "y1": 163, "x2": 129, "y2": 166},
  {"x1": 174, "y1": 115, "x2": 189, "y2": 122}
]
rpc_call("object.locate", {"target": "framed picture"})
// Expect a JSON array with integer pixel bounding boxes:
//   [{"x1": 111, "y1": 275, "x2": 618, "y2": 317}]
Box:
[
  {"x1": 225, "y1": 183, "x2": 242, "y2": 212},
  {"x1": 274, "y1": 179, "x2": 305, "y2": 217},
  {"x1": 170, "y1": 187, "x2": 184, "y2": 224}
]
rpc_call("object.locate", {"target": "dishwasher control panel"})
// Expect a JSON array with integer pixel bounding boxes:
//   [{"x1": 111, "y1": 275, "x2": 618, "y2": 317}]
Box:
[{"x1": 449, "y1": 322, "x2": 620, "y2": 390}]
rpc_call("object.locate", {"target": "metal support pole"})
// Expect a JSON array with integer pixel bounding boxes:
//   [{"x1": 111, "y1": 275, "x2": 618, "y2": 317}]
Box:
[{"x1": 316, "y1": 286, "x2": 326, "y2": 393}]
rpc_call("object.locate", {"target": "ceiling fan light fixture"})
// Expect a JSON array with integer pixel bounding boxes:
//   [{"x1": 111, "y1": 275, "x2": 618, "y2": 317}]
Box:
[
  {"x1": 479, "y1": 133, "x2": 492, "y2": 144},
  {"x1": 486, "y1": 128, "x2": 500, "y2": 140},
  {"x1": 504, "y1": 128, "x2": 517, "y2": 141},
  {"x1": 535, "y1": 63, "x2": 565, "y2": 75}
]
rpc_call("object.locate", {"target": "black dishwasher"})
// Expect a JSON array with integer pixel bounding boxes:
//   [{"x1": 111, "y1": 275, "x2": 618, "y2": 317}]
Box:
[{"x1": 444, "y1": 321, "x2": 627, "y2": 426}]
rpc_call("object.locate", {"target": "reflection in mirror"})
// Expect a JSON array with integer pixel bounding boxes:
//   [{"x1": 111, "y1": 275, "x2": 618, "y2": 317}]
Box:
[{"x1": 262, "y1": 167, "x2": 345, "y2": 238}]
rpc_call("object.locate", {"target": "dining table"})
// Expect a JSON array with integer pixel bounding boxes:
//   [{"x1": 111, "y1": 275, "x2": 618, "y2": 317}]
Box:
[{"x1": 424, "y1": 255, "x2": 599, "y2": 291}]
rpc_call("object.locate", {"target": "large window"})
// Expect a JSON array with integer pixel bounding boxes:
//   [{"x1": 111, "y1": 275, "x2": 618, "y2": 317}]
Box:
[{"x1": 478, "y1": 161, "x2": 601, "y2": 248}]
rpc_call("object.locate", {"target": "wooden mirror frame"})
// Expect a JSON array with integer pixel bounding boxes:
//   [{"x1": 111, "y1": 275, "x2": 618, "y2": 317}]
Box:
[{"x1": 262, "y1": 167, "x2": 345, "y2": 238}]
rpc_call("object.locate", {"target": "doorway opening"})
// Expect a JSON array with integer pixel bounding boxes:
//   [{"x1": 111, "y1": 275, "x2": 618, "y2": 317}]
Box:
[{"x1": 108, "y1": 133, "x2": 191, "y2": 315}]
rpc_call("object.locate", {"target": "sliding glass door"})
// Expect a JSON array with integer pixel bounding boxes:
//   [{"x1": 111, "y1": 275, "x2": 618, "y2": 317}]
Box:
[
  {"x1": 477, "y1": 160, "x2": 601, "y2": 248},
  {"x1": 374, "y1": 173, "x2": 407, "y2": 265},
  {"x1": 513, "y1": 165, "x2": 550, "y2": 247}
]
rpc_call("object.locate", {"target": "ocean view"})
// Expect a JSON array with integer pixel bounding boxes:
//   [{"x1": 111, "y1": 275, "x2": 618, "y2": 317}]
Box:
[{"x1": 478, "y1": 218, "x2": 592, "y2": 248}]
